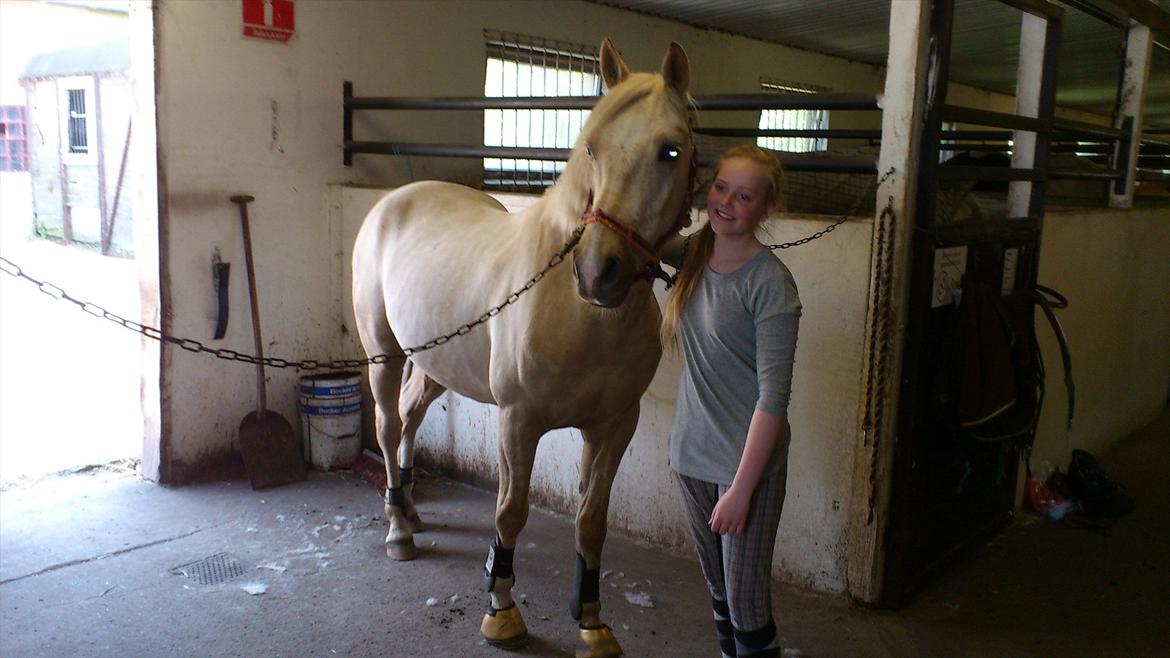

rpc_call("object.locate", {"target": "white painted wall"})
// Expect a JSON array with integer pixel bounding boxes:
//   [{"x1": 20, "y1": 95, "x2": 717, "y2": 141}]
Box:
[{"x1": 1030, "y1": 206, "x2": 1170, "y2": 470}]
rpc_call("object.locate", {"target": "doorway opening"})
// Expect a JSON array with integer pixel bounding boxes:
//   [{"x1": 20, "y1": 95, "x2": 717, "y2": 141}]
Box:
[{"x1": 0, "y1": 0, "x2": 158, "y2": 487}]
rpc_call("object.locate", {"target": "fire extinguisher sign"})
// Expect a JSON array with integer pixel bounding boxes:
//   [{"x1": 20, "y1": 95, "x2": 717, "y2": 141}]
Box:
[{"x1": 242, "y1": 0, "x2": 294, "y2": 43}]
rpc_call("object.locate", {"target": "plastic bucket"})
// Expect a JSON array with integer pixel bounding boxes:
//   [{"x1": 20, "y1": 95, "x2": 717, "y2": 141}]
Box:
[{"x1": 298, "y1": 371, "x2": 362, "y2": 471}]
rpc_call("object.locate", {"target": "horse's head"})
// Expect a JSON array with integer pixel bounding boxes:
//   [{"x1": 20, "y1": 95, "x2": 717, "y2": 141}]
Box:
[{"x1": 569, "y1": 39, "x2": 693, "y2": 308}]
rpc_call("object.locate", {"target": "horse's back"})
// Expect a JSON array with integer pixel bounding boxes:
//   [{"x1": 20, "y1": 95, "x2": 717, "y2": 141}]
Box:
[
  {"x1": 352, "y1": 181, "x2": 521, "y2": 403},
  {"x1": 359, "y1": 181, "x2": 507, "y2": 242}
]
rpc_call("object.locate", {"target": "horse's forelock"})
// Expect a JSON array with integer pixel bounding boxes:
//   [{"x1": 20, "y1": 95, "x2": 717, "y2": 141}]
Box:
[{"x1": 588, "y1": 73, "x2": 688, "y2": 136}]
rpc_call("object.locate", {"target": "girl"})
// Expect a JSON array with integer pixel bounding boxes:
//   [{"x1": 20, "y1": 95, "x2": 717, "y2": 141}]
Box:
[{"x1": 662, "y1": 145, "x2": 800, "y2": 658}]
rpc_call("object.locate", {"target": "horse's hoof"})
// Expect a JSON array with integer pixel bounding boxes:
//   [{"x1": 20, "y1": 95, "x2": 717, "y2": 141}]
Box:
[
  {"x1": 385, "y1": 537, "x2": 417, "y2": 561},
  {"x1": 406, "y1": 512, "x2": 426, "y2": 533},
  {"x1": 576, "y1": 625, "x2": 622, "y2": 658},
  {"x1": 480, "y1": 604, "x2": 528, "y2": 650}
]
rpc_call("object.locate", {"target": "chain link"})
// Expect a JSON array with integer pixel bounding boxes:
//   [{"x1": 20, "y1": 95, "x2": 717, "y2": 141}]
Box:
[
  {"x1": 1, "y1": 169, "x2": 894, "y2": 372},
  {"x1": 0, "y1": 225, "x2": 584, "y2": 372},
  {"x1": 764, "y1": 167, "x2": 896, "y2": 250}
]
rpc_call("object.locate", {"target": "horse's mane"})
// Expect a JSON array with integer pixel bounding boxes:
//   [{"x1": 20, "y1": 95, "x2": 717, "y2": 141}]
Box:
[{"x1": 542, "y1": 73, "x2": 689, "y2": 235}]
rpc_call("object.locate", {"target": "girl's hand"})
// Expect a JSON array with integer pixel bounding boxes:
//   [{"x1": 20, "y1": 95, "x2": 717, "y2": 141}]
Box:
[{"x1": 709, "y1": 485, "x2": 752, "y2": 535}]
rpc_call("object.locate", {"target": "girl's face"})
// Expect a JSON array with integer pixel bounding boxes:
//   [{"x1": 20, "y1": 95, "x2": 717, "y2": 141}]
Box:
[{"x1": 706, "y1": 157, "x2": 775, "y2": 238}]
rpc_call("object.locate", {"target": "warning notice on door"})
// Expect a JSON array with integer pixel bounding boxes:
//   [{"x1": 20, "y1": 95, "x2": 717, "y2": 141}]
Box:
[
  {"x1": 242, "y1": 0, "x2": 294, "y2": 43},
  {"x1": 931, "y1": 246, "x2": 967, "y2": 308}
]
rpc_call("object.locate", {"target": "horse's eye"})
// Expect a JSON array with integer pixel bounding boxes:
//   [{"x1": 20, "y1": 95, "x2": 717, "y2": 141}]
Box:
[
  {"x1": 585, "y1": 143, "x2": 594, "y2": 158},
  {"x1": 660, "y1": 144, "x2": 681, "y2": 161}
]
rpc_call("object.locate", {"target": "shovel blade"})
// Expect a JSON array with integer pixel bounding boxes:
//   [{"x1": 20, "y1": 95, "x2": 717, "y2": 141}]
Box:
[{"x1": 239, "y1": 410, "x2": 307, "y2": 490}]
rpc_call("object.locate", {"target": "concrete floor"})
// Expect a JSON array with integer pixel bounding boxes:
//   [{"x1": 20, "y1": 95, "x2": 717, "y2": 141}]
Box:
[{"x1": 1, "y1": 409, "x2": 1166, "y2": 658}]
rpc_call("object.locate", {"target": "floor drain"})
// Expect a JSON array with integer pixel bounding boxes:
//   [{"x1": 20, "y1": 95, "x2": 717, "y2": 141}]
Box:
[{"x1": 171, "y1": 552, "x2": 246, "y2": 585}]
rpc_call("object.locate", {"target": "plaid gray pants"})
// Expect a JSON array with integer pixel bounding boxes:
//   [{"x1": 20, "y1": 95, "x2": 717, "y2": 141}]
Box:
[{"x1": 677, "y1": 465, "x2": 787, "y2": 631}]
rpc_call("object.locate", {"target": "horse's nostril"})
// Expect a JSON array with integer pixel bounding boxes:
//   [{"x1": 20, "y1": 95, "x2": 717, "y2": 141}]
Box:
[{"x1": 599, "y1": 256, "x2": 621, "y2": 285}]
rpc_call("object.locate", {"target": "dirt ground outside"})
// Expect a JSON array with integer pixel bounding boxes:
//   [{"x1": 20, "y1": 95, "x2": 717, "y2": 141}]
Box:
[{"x1": 0, "y1": 234, "x2": 142, "y2": 485}]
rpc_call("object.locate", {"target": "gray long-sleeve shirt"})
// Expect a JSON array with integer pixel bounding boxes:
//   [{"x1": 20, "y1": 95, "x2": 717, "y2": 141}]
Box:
[{"x1": 669, "y1": 249, "x2": 801, "y2": 486}]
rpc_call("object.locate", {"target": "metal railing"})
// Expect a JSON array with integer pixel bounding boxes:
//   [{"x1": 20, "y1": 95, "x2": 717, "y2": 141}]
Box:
[{"x1": 342, "y1": 81, "x2": 880, "y2": 174}]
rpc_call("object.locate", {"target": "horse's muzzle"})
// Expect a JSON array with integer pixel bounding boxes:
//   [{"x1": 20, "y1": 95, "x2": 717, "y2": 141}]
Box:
[{"x1": 572, "y1": 246, "x2": 632, "y2": 308}]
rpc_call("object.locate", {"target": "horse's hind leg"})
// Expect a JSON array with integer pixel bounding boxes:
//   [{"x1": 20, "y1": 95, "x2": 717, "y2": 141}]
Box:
[
  {"x1": 367, "y1": 354, "x2": 418, "y2": 560},
  {"x1": 571, "y1": 407, "x2": 639, "y2": 658},
  {"x1": 397, "y1": 361, "x2": 446, "y2": 533},
  {"x1": 479, "y1": 407, "x2": 543, "y2": 650},
  {"x1": 354, "y1": 284, "x2": 416, "y2": 560}
]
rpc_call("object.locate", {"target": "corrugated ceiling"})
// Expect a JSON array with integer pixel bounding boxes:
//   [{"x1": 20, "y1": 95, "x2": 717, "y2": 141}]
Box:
[{"x1": 594, "y1": 0, "x2": 1169, "y2": 129}]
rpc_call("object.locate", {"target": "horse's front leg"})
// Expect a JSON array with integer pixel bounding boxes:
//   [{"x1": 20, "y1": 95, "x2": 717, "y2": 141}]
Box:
[
  {"x1": 572, "y1": 407, "x2": 639, "y2": 658},
  {"x1": 480, "y1": 408, "x2": 542, "y2": 650}
]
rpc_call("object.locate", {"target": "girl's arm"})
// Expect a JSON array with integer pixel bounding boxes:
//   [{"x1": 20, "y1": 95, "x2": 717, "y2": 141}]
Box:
[{"x1": 709, "y1": 408, "x2": 785, "y2": 534}]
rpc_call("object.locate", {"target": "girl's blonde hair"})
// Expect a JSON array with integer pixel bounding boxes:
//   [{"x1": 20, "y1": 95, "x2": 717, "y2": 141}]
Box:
[{"x1": 660, "y1": 145, "x2": 784, "y2": 351}]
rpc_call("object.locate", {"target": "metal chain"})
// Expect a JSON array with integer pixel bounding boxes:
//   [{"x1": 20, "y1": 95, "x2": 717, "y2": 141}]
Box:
[
  {"x1": 0, "y1": 225, "x2": 584, "y2": 372},
  {"x1": 764, "y1": 167, "x2": 896, "y2": 250},
  {"x1": 1, "y1": 168, "x2": 895, "y2": 372}
]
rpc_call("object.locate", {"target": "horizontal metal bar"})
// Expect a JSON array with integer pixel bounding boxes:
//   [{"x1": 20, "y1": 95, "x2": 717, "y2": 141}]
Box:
[
  {"x1": 695, "y1": 128, "x2": 881, "y2": 139},
  {"x1": 942, "y1": 130, "x2": 1014, "y2": 141},
  {"x1": 942, "y1": 105, "x2": 1050, "y2": 132},
  {"x1": 346, "y1": 141, "x2": 877, "y2": 173},
  {"x1": 753, "y1": 153, "x2": 877, "y2": 174},
  {"x1": 939, "y1": 144, "x2": 1014, "y2": 153},
  {"x1": 347, "y1": 142, "x2": 570, "y2": 160},
  {"x1": 937, "y1": 166, "x2": 1046, "y2": 182},
  {"x1": 346, "y1": 92, "x2": 881, "y2": 112},
  {"x1": 1052, "y1": 117, "x2": 1125, "y2": 139},
  {"x1": 1048, "y1": 169, "x2": 1124, "y2": 180},
  {"x1": 692, "y1": 93, "x2": 880, "y2": 111},
  {"x1": 347, "y1": 96, "x2": 600, "y2": 111},
  {"x1": 1136, "y1": 170, "x2": 1170, "y2": 182}
]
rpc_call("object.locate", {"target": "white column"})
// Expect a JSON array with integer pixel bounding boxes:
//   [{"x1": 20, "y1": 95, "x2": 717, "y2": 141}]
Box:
[
  {"x1": 847, "y1": 0, "x2": 932, "y2": 605},
  {"x1": 1008, "y1": 13, "x2": 1048, "y2": 219},
  {"x1": 1110, "y1": 23, "x2": 1152, "y2": 209}
]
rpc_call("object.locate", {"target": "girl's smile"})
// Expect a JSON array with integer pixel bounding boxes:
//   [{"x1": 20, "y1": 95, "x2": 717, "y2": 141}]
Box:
[{"x1": 706, "y1": 157, "x2": 775, "y2": 238}]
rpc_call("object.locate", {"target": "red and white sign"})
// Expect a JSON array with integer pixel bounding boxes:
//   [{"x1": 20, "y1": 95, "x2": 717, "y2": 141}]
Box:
[{"x1": 242, "y1": 0, "x2": 294, "y2": 43}]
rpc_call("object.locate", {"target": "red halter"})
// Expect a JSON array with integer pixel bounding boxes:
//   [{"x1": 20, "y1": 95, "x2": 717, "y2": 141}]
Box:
[{"x1": 580, "y1": 207, "x2": 662, "y2": 264}]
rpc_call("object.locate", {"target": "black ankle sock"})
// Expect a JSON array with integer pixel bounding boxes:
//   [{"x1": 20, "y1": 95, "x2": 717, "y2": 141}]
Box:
[
  {"x1": 733, "y1": 618, "x2": 778, "y2": 657},
  {"x1": 712, "y1": 597, "x2": 736, "y2": 658}
]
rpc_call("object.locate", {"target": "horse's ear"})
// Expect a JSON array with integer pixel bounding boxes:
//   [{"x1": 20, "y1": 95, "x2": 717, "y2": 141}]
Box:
[
  {"x1": 661, "y1": 42, "x2": 690, "y2": 97},
  {"x1": 599, "y1": 38, "x2": 630, "y2": 91}
]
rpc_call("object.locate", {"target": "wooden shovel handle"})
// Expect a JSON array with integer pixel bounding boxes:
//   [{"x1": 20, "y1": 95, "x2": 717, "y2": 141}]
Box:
[{"x1": 231, "y1": 194, "x2": 266, "y2": 417}]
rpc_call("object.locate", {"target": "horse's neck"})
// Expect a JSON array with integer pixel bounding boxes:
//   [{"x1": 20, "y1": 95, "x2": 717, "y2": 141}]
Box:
[{"x1": 528, "y1": 166, "x2": 588, "y2": 250}]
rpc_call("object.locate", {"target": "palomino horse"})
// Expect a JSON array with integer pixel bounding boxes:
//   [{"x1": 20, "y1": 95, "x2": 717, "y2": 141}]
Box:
[{"x1": 351, "y1": 39, "x2": 693, "y2": 657}]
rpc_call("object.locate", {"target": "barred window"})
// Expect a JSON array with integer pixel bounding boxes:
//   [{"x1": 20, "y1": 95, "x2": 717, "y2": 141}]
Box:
[
  {"x1": 66, "y1": 88, "x2": 89, "y2": 155},
  {"x1": 0, "y1": 105, "x2": 29, "y2": 172},
  {"x1": 756, "y1": 78, "x2": 829, "y2": 153},
  {"x1": 483, "y1": 30, "x2": 601, "y2": 191}
]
